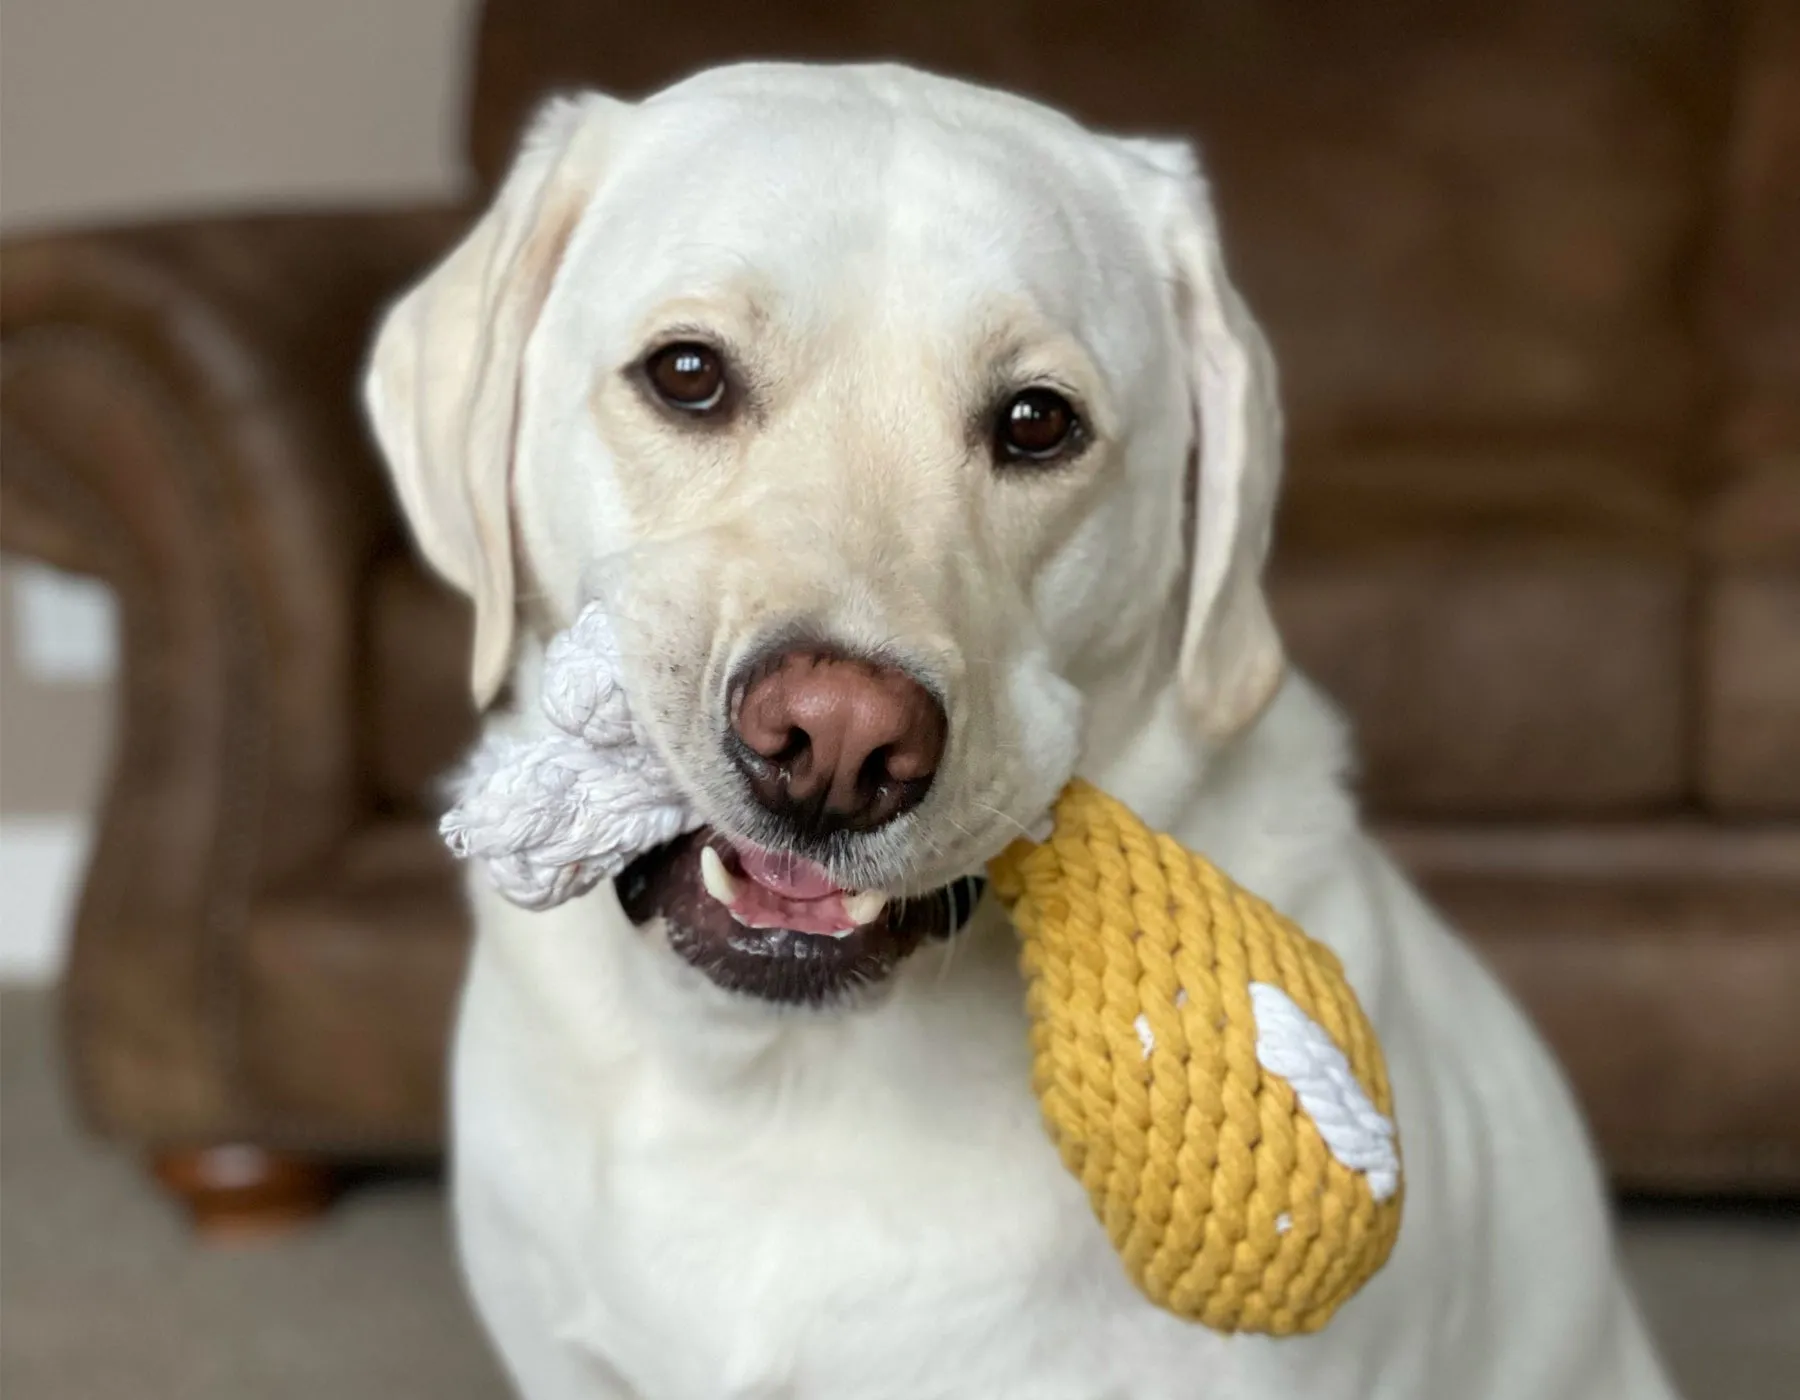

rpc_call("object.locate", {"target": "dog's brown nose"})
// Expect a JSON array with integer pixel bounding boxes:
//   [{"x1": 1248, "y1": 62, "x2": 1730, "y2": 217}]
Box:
[{"x1": 730, "y1": 649, "x2": 947, "y2": 832}]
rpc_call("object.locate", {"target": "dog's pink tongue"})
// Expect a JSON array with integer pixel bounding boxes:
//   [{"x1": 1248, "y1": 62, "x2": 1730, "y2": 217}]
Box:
[
  {"x1": 735, "y1": 846, "x2": 842, "y2": 900},
  {"x1": 729, "y1": 845, "x2": 856, "y2": 935}
]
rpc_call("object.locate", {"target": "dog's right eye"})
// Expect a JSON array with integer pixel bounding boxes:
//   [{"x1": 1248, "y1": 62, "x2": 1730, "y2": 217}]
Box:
[
  {"x1": 993, "y1": 388, "x2": 1083, "y2": 466},
  {"x1": 644, "y1": 342, "x2": 729, "y2": 415}
]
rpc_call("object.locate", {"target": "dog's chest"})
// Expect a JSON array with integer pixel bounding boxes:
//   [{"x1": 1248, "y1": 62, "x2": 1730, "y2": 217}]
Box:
[
  {"x1": 454, "y1": 918, "x2": 1251, "y2": 1399},
  {"x1": 591, "y1": 1080, "x2": 1093, "y2": 1391}
]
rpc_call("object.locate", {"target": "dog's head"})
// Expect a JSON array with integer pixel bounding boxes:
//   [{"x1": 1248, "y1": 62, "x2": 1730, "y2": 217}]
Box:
[{"x1": 365, "y1": 63, "x2": 1284, "y2": 1004}]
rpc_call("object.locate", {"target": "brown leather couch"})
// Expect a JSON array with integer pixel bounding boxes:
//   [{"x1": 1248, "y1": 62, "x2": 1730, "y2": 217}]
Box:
[{"x1": 3, "y1": 0, "x2": 1796, "y2": 1230}]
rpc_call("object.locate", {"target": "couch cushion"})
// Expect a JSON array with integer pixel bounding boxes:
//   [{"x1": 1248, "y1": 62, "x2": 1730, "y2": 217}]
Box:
[
  {"x1": 1700, "y1": 463, "x2": 1800, "y2": 813},
  {"x1": 1384, "y1": 820, "x2": 1800, "y2": 1192},
  {"x1": 1707, "y1": 0, "x2": 1800, "y2": 466},
  {"x1": 1699, "y1": 3, "x2": 1800, "y2": 814},
  {"x1": 1274, "y1": 449, "x2": 1689, "y2": 816}
]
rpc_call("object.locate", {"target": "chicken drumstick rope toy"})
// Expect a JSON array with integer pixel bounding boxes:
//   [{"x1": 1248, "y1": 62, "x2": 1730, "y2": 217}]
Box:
[{"x1": 445, "y1": 603, "x2": 1403, "y2": 1335}]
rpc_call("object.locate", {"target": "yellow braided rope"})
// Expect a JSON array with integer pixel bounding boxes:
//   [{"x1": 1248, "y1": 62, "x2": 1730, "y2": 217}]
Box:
[{"x1": 988, "y1": 780, "x2": 1403, "y2": 1335}]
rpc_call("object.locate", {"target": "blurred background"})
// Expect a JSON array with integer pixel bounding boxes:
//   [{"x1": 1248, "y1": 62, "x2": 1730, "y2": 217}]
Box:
[{"x1": 2, "y1": 2, "x2": 1796, "y2": 1398}]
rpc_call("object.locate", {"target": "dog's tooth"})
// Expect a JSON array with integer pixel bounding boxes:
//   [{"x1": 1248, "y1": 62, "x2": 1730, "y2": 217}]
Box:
[
  {"x1": 844, "y1": 890, "x2": 889, "y2": 926},
  {"x1": 699, "y1": 846, "x2": 739, "y2": 906}
]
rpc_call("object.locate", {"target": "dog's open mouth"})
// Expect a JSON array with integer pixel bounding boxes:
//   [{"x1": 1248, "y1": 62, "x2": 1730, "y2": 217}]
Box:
[{"x1": 615, "y1": 831, "x2": 983, "y2": 1005}]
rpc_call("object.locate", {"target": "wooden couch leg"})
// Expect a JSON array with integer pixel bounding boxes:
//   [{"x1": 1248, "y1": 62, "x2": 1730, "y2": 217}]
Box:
[{"x1": 151, "y1": 1146, "x2": 336, "y2": 1241}]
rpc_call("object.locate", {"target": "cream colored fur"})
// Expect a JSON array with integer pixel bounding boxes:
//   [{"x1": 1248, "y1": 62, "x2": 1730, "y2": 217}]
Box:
[{"x1": 365, "y1": 62, "x2": 1679, "y2": 1400}]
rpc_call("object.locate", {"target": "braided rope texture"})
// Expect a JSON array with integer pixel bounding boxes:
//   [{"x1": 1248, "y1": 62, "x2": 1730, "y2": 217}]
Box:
[{"x1": 988, "y1": 780, "x2": 1403, "y2": 1335}]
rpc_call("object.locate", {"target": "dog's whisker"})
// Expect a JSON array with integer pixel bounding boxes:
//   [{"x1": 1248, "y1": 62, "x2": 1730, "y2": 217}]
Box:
[
  {"x1": 970, "y1": 800, "x2": 1034, "y2": 843},
  {"x1": 933, "y1": 926, "x2": 962, "y2": 985}
]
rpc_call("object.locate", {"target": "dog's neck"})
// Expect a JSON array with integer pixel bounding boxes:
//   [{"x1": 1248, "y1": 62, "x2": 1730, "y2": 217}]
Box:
[
  {"x1": 1085, "y1": 671, "x2": 1360, "y2": 910},
  {"x1": 1062, "y1": 593, "x2": 1360, "y2": 902}
]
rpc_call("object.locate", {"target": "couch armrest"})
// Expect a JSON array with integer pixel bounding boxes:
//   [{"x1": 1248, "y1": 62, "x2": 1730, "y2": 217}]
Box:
[{"x1": 0, "y1": 206, "x2": 465, "y2": 1142}]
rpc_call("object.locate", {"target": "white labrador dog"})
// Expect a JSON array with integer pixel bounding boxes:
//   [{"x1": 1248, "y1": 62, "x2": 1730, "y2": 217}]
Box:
[{"x1": 365, "y1": 62, "x2": 1679, "y2": 1400}]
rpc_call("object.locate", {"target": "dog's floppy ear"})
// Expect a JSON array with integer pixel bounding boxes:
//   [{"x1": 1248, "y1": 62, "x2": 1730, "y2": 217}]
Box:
[
  {"x1": 364, "y1": 93, "x2": 624, "y2": 707},
  {"x1": 1119, "y1": 138, "x2": 1286, "y2": 740}
]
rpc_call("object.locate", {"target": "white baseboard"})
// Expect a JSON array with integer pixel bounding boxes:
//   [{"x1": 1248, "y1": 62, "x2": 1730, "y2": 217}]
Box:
[{"x1": 0, "y1": 815, "x2": 92, "y2": 984}]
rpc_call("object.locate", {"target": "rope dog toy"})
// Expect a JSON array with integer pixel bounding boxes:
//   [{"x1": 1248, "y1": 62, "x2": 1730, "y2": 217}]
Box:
[
  {"x1": 441, "y1": 606, "x2": 700, "y2": 909},
  {"x1": 989, "y1": 781, "x2": 1401, "y2": 1334},
  {"x1": 444, "y1": 603, "x2": 1402, "y2": 1334}
]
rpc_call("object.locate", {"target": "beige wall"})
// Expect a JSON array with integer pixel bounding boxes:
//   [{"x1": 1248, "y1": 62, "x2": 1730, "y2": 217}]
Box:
[
  {"x1": 1, "y1": 0, "x2": 477, "y2": 231},
  {"x1": 1, "y1": 0, "x2": 477, "y2": 822}
]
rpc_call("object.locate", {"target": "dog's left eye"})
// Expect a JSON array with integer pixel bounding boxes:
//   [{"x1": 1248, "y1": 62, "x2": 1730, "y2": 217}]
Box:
[
  {"x1": 644, "y1": 342, "x2": 729, "y2": 415},
  {"x1": 994, "y1": 388, "x2": 1083, "y2": 465}
]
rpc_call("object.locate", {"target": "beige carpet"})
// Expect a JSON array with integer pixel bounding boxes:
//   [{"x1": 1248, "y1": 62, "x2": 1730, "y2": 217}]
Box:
[{"x1": 3, "y1": 989, "x2": 1796, "y2": 1400}]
